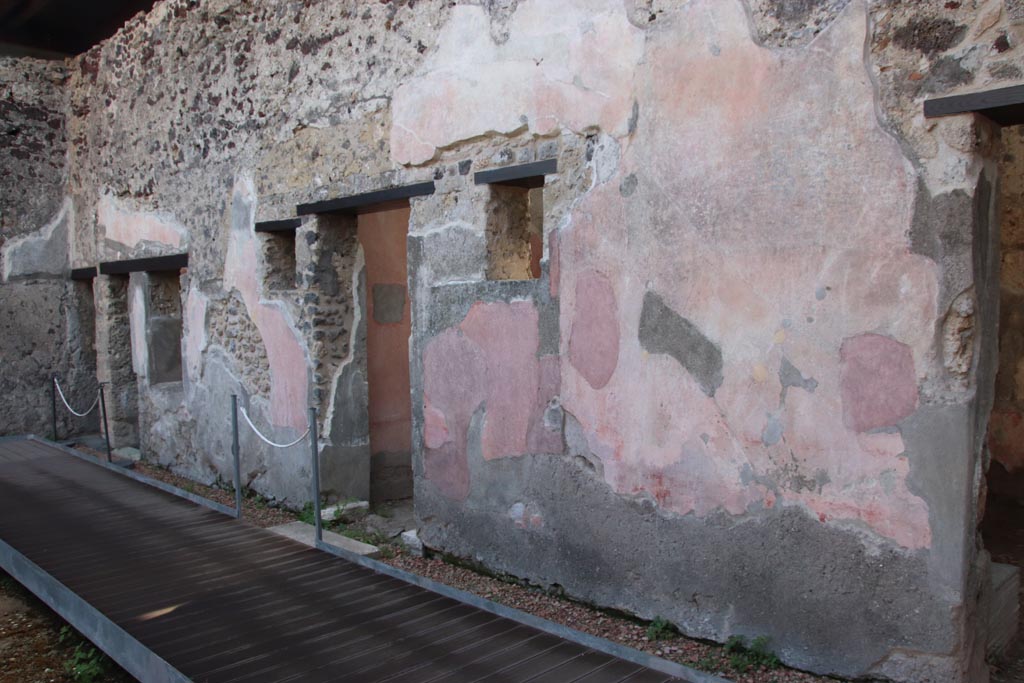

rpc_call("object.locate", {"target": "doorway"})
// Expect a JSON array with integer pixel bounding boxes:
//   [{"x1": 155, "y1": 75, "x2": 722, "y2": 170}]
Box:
[
  {"x1": 357, "y1": 206, "x2": 413, "y2": 503},
  {"x1": 983, "y1": 123, "x2": 1024, "y2": 678}
]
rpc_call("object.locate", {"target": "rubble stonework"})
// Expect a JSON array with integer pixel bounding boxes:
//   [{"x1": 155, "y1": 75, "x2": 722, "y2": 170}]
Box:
[
  {"x1": 0, "y1": 57, "x2": 99, "y2": 438},
  {"x1": 1, "y1": 1, "x2": 1023, "y2": 680}
]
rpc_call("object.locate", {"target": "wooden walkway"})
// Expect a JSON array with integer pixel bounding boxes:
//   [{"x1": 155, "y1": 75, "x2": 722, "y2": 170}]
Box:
[{"x1": 0, "y1": 436, "x2": 714, "y2": 683}]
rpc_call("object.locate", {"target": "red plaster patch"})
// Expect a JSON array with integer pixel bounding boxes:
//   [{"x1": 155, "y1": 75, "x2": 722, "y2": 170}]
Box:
[
  {"x1": 461, "y1": 301, "x2": 543, "y2": 460},
  {"x1": 422, "y1": 328, "x2": 488, "y2": 500},
  {"x1": 568, "y1": 270, "x2": 619, "y2": 390},
  {"x1": 840, "y1": 333, "x2": 918, "y2": 432}
]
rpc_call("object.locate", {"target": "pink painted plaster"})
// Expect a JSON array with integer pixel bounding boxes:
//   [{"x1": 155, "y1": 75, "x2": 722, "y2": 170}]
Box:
[
  {"x1": 551, "y1": 1, "x2": 935, "y2": 549},
  {"x1": 568, "y1": 270, "x2": 619, "y2": 390},
  {"x1": 98, "y1": 193, "x2": 186, "y2": 250},
  {"x1": 460, "y1": 300, "x2": 548, "y2": 460},
  {"x1": 390, "y1": 1, "x2": 643, "y2": 165},
  {"x1": 840, "y1": 334, "x2": 918, "y2": 432},
  {"x1": 422, "y1": 328, "x2": 488, "y2": 500},
  {"x1": 403, "y1": 0, "x2": 939, "y2": 549},
  {"x1": 223, "y1": 177, "x2": 308, "y2": 430},
  {"x1": 421, "y1": 300, "x2": 563, "y2": 499}
]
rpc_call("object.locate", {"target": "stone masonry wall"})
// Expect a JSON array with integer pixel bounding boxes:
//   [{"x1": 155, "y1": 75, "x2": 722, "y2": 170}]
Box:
[
  {"x1": 1, "y1": 1, "x2": 1022, "y2": 681},
  {"x1": 0, "y1": 57, "x2": 99, "y2": 439}
]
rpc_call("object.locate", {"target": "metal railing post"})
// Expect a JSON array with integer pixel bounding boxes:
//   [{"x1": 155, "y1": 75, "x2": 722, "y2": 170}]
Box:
[
  {"x1": 51, "y1": 374, "x2": 59, "y2": 442},
  {"x1": 309, "y1": 406, "x2": 321, "y2": 544},
  {"x1": 98, "y1": 382, "x2": 112, "y2": 463},
  {"x1": 231, "y1": 395, "x2": 242, "y2": 519}
]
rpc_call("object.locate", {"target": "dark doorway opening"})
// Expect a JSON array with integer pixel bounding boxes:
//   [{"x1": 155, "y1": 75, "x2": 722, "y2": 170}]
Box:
[{"x1": 983, "y1": 123, "x2": 1024, "y2": 679}]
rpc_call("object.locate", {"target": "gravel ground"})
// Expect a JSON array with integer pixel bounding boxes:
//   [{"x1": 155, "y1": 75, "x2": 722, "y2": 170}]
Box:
[
  {"x1": 384, "y1": 551, "x2": 837, "y2": 683},
  {"x1": 0, "y1": 572, "x2": 133, "y2": 683},
  {"x1": 130, "y1": 462, "x2": 297, "y2": 528},
  {"x1": 58, "y1": 447, "x2": 847, "y2": 682}
]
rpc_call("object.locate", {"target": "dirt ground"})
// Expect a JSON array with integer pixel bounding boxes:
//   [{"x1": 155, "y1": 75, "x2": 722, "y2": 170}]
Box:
[{"x1": 0, "y1": 572, "x2": 133, "y2": 683}]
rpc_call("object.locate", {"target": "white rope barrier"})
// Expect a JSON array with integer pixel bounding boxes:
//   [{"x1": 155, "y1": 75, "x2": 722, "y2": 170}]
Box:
[
  {"x1": 238, "y1": 405, "x2": 311, "y2": 449},
  {"x1": 53, "y1": 377, "x2": 99, "y2": 418}
]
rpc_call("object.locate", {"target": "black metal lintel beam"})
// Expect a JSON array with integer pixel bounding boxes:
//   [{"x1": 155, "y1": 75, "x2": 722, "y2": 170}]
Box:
[
  {"x1": 924, "y1": 84, "x2": 1024, "y2": 127},
  {"x1": 70, "y1": 267, "x2": 97, "y2": 281},
  {"x1": 255, "y1": 218, "x2": 303, "y2": 233},
  {"x1": 296, "y1": 181, "x2": 435, "y2": 216},
  {"x1": 98, "y1": 253, "x2": 188, "y2": 275},
  {"x1": 474, "y1": 158, "x2": 557, "y2": 189}
]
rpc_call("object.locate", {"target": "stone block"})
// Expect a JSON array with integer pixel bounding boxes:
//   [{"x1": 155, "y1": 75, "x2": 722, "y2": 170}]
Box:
[
  {"x1": 148, "y1": 316, "x2": 183, "y2": 385},
  {"x1": 267, "y1": 521, "x2": 380, "y2": 558}
]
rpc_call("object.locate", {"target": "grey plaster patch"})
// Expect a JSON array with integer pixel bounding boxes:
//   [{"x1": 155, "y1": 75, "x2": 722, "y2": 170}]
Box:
[
  {"x1": 627, "y1": 99, "x2": 639, "y2": 135},
  {"x1": 372, "y1": 283, "x2": 406, "y2": 324},
  {"x1": 761, "y1": 413, "x2": 784, "y2": 446},
  {"x1": 416, "y1": 452, "x2": 955, "y2": 679},
  {"x1": 902, "y1": 402, "x2": 975, "y2": 599},
  {"x1": 147, "y1": 316, "x2": 183, "y2": 385},
  {"x1": 1, "y1": 199, "x2": 70, "y2": 280},
  {"x1": 909, "y1": 181, "x2": 975, "y2": 312},
  {"x1": 564, "y1": 411, "x2": 604, "y2": 478},
  {"x1": 638, "y1": 290, "x2": 723, "y2": 397},
  {"x1": 536, "y1": 289, "x2": 560, "y2": 356},
  {"x1": 620, "y1": 173, "x2": 638, "y2": 197},
  {"x1": 324, "y1": 355, "x2": 371, "y2": 502},
  {"x1": 779, "y1": 356, "x2": 818, "y2": 403},
  {"x1": 425, "y1": 279, "x2": 539, "y2": 338},
  {"x1": 410, "y1": 225, "x2": 486, "y2": 286}
]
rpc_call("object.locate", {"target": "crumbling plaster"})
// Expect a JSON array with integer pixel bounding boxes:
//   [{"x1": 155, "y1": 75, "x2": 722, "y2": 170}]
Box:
[{"x1": 399, "y1": 0, "x2": 1016, "y2": 680}]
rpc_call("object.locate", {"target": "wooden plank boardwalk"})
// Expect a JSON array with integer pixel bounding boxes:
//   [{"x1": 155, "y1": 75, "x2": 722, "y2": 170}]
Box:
[{"x1": 0, "y1": 436, "x2": 715, "y2": 683}]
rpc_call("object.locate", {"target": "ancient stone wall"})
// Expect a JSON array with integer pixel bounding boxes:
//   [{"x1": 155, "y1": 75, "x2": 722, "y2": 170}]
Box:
[
  {"x1": 0, "y1": 57, "x2": 100, "y2": 438},
  {"x1": 2, "y1": 1, "x2": 1022, "y2": 681}
]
